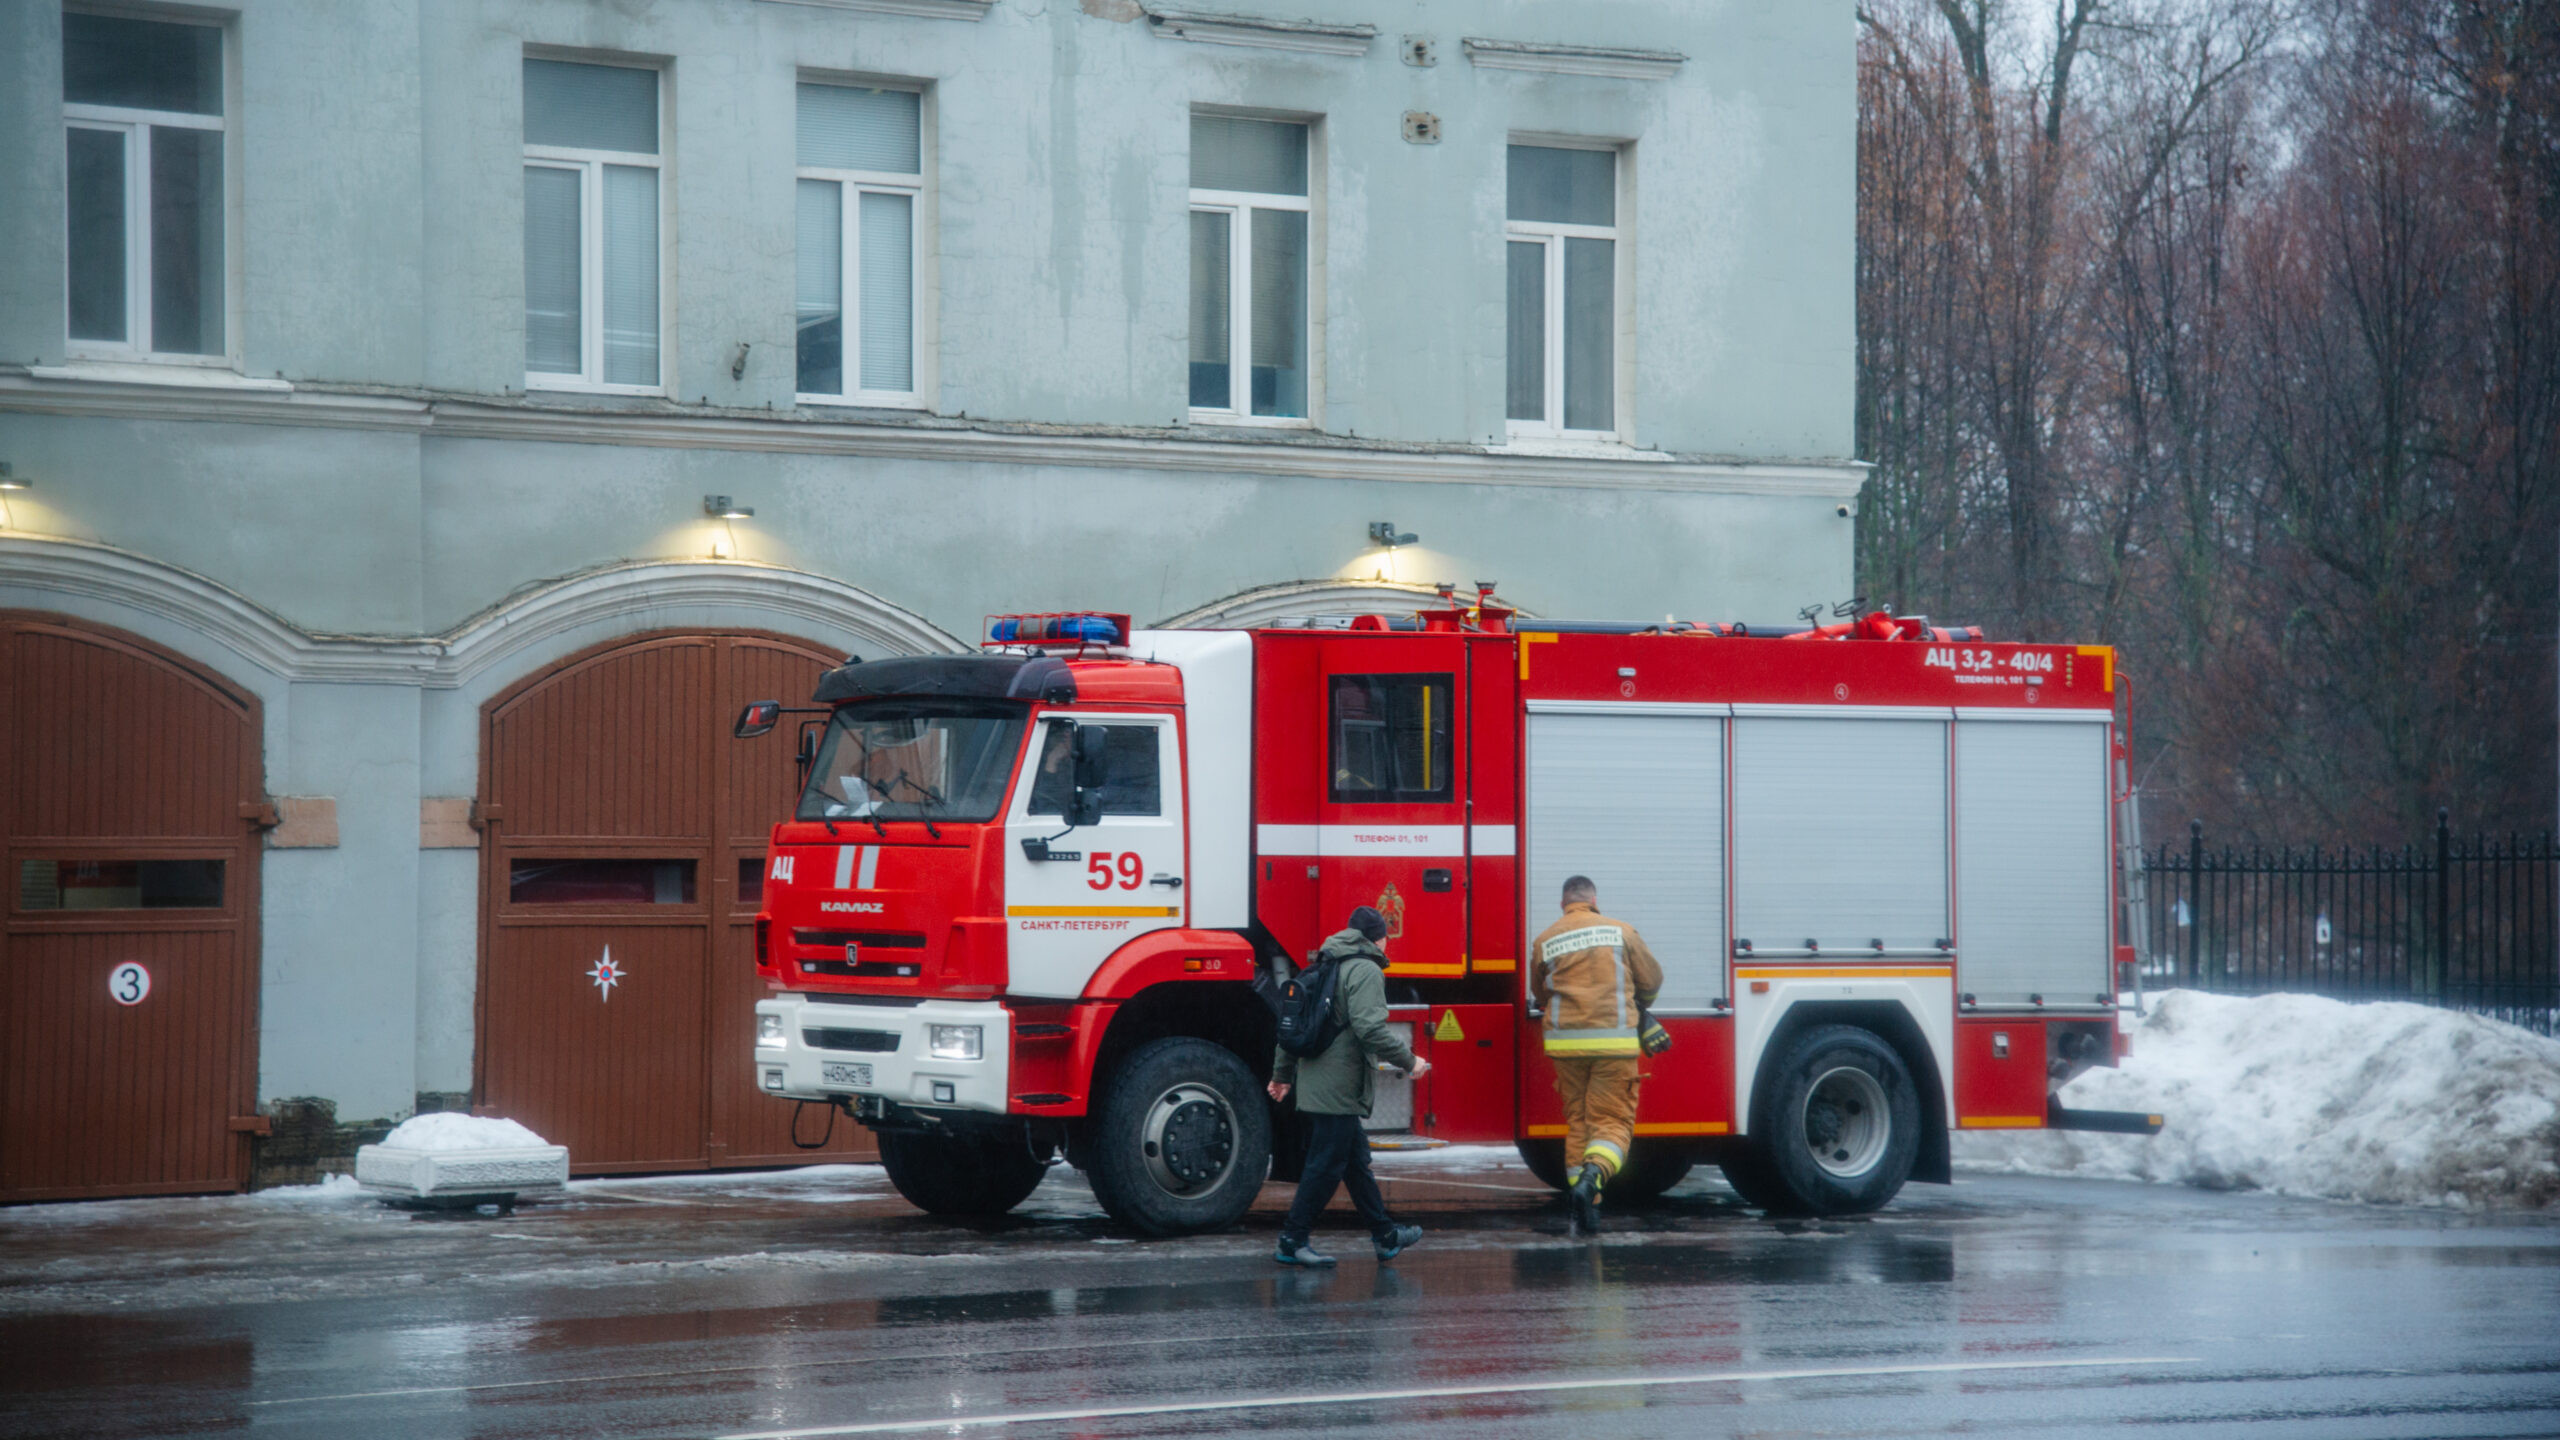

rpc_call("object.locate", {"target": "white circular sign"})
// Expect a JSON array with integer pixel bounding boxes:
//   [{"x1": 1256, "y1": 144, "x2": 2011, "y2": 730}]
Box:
[{"x1": 108, "y1": 962, "x2": 150, "y2": 1006}]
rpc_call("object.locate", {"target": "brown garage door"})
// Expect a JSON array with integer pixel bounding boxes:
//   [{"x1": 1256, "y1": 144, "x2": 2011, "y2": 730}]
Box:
[
  {"x1": 0, "y1": 614, "x2": 264, "y2": 1202},
  {"x1": 477, "y1": 630, "x2": 876, "y2": 1173}
]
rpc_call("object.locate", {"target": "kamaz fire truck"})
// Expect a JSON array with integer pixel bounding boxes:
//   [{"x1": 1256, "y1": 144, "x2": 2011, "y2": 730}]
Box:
[{"x1": 736, "y1": 592, "x2": 2158, "y2": 1235}]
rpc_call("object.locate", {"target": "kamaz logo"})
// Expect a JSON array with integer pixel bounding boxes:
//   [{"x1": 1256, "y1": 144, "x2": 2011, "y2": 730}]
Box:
[{"x1": 822, "y1": 901, "x2": 884, "y2": 914}]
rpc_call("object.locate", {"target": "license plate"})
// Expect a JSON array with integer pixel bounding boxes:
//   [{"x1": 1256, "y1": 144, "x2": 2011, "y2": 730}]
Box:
[{"x1": 821, "y1": 1062, "x2": 873, "y2": 1088}]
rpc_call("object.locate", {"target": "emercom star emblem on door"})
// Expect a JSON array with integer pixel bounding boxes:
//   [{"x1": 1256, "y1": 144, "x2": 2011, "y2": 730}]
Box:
[{"x1": 587, "y1": 945, "x2": 625, "y2": 1002}]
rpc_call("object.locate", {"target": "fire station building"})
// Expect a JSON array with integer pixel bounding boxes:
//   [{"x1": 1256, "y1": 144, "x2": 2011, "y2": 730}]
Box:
[{"x1": 0, "y1": 0, "x2": 1858, "y2": 1196}]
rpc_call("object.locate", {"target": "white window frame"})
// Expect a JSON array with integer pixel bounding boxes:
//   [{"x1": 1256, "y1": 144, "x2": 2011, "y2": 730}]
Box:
[
  {"x1": 1504, "y1": 139, "x2": 1623, "y2": 443},
  {"x1": 523, "y1": 63, "x2": 666, "y2": 396},
  {"x1": 1187, "y1": 180, "x2": 1313, "y2": 428},
  {"x1": 61, "y1": 16, "x2": 236, "y2": 369},
  {"x1": 794, "y1": 83, "x2": 925, "y2": 411}
]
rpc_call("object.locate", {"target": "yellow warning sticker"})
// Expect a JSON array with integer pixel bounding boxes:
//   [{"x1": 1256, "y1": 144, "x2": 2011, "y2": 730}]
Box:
[{"x1": 1433, "y1": 1010, "x2": 1465, "y2": 1042}]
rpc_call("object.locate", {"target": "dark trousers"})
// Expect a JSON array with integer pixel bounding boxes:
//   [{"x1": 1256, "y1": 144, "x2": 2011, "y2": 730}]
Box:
[{"x1": 1282, "y1": 1112, "x2": 1394, "y2": 1244}]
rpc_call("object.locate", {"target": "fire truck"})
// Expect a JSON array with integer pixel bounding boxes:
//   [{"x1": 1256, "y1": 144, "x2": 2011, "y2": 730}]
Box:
[{"x1": 736, "y1": 592, "x2": 2158, "y2": 1235}]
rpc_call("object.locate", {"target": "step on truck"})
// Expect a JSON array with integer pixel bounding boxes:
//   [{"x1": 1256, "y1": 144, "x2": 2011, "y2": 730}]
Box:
[{"x1": 736, "y1": 592, "x2": 2158, "y2": 1234}]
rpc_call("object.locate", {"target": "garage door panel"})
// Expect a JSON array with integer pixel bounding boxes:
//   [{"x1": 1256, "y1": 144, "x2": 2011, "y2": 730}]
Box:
[
  {"x1": 724, "y1": 640, "x2": 836, "y2": 846},
  {"x1": 1955, "y1": 720, "x2": 2109, "y2": 1004},
  {"x1": 7, "y1": 626, "x2": 252, "y2": 841},
  {"x1": 1733, "y1": 717, "x2": 1948, "y2": 951},
  {"x1": 1, "y1": 616, "x2": 259, "y2": 1202},
  {"x1": 482, "y1": 921, "x2": 708, "y2": 1171},
  {"x1": 1, "y1": 922, "x2": 247, "y2": 1195},
  {"x1": 1525, "y1": 712, "x2": 1725, "y2": 1011},
  {"x1": 490, "y1": 639, "x2": 715, "y2": 842}
]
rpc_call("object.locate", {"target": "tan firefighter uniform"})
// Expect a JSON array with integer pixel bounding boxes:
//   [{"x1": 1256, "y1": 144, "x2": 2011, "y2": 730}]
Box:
[{"x1": 1531, "y1": 901, "x2": 1664, "y2": 1180}]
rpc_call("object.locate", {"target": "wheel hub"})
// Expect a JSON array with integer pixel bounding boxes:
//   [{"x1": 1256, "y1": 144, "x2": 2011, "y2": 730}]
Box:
[
  {"x1": 1141, "y1": 1083, "x2": 1237, "y2": 1196},
  {"x1": 1801, "y1": 1063, "x2": 1890, "y2": 1180}
]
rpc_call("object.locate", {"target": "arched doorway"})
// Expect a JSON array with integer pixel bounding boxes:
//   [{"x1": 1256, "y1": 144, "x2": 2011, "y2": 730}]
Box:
[
  {"x1": 0, "y1": 614, "x2": 264, "y2": 1200},
  {"x1": 475, "y1": 630, "x2": 875, "y2": 1172}
]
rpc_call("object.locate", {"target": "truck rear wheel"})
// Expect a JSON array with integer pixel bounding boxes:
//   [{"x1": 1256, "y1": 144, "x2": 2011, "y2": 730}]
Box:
[
  {"x1": 1744, "y1": 1024, "x2": 1920, "y2": 1215},
  {"x1": 877, "y1": 1129, "x2": 1050, "y2": 1217},
  {"x1": 1087, "y1": 1038, "x2": 1271, "y2": 1236}
]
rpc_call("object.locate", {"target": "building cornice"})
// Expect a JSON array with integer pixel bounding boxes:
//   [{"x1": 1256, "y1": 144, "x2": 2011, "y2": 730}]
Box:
[
  {"x1": 753, "y1": 0, "x2": 993, "y2": 19},
  {"x1": 0, "y1": 371, "x2": 1866, "y2": 499},
  {"x1": 1461, "y1": 37, "x2": 1687, "y2": 80},
  {"x1": 0, "y1": 536, "x2": 967, "y2": 688},
  {"x1": 1144, "y1": 5, "x2": 1377, "y2": 55}
]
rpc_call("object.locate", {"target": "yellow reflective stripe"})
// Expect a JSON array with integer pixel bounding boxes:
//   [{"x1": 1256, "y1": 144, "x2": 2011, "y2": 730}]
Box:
[
  {"x1": 1584, "y1": 1140, "x2": 1626, "y2": 1176},
  {"x1": 1544, "y1": 1035, "x2": 1641, "y2": 1056},
  {"x1": 1007, "y1": 905, "x2": 1181, "y2": 918},
  {"x1": 1959, "y1": 1115, "x2": 2046, "y2": 1129}
]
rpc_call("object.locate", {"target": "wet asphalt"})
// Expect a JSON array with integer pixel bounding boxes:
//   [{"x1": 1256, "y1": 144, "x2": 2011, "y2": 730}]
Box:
[{"x1": 2, "y1": 1152, "x2": 2555, "y2": 1440}]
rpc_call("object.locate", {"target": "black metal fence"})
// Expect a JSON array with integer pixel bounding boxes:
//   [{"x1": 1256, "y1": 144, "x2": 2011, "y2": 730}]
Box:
[{"x1": 2137, "y1": 812, "x2": 2560, "y2": 1036}]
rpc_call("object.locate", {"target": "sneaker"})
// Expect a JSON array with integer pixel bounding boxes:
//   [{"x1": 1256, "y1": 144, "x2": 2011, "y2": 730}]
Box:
[
  {"x1": 1372, "y1": 1224, "x2": 1423, "y2": 1261},
  {"x1": 1569, "y1": 1162, "x2": 1605, "y2": 1236},
  {"x1": 1274, "y1": 1236, "x2": 1337, "y2": 1267}
]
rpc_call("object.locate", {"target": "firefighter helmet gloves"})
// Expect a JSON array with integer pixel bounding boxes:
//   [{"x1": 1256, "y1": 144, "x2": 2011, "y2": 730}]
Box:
[{"x1": 1348, "y1": 905, "x2": 1389, "y2": 942}]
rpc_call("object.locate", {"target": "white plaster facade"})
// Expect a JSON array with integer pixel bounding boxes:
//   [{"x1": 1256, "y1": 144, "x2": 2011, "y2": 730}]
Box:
[{"x1": 0, "y1": 0, "x2": 1860, "y2": 1129}]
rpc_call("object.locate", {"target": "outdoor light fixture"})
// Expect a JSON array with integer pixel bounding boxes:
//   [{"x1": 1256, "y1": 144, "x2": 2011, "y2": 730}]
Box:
[
  {"x1": 0, "y1": 464, "x2": 27, "y2": 529},
  {"x1": 704, "y1": 494, "x2": 754, "y2": 559},
  {"x1": 1368, "y1": 521, "x2": 1417, "y2": 547}
]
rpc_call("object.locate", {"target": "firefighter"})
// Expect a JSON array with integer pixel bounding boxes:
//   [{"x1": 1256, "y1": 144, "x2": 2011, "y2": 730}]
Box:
[
  {"x1": 1266, "y1": 905, "x2": 1430, "y2": 1266},
  {"x1": 1531, "y1": 875, "x2": 1664, "y2": 1235}
]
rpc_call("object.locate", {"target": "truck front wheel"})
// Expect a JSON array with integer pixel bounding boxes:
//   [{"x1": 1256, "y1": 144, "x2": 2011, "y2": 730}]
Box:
[
  {"x1": 877, "y1": 1128, "x2": 1050, "y2": 1217},
  {"x1": 1742, "y1": 1024, "x2": 1921, "y2": 1215},
  {"x1": 1087, "y1": 1038, "x2": 1271, "y2": 1236}
]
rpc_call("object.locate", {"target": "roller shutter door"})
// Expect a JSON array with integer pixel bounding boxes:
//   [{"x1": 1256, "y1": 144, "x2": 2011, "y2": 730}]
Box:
[
  {"x1": 1732, "y1": 716, "x2": 1948, "y2": 954},
  {"x1": 1953, "y1": 718, "x2": 2109, "y2": 1005},
  {"x1": 1524, "y1": 710, "x2": 1724, "y2": 1011}
]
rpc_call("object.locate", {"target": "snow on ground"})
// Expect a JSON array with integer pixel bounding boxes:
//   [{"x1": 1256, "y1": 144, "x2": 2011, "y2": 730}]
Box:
[
  {"x1": 1954, "y1": 989, "x2": 2560, "y2": 1210},
  {"x1": 376, "y1": 1112, "x2": 550, "y2": 1151}
]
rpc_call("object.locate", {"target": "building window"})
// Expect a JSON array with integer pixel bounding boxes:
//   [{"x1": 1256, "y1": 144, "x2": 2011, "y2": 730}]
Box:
[
  {"x1": 62, "y1": 11, "x2": 228, "y2": 361},
  {"x1": 523, "y1": 57, "x2": 662, "y2": 392},
  {"x1": 1505, "y1": 143, "x2": 1618, "y2": 438},
  {"x1": 796, "y1": 83, "x2": 922, "y2": 405},
  {"x1": 1189, "y1": 115, "x2": 1309, "y2": 423},
  {"x1": 1329, "y1": 674, "x2": 1453, "y2": 804}
]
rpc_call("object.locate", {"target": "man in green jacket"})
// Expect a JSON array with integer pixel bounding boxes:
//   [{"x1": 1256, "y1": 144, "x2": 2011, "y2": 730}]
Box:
[{"x1": 1267, "y1": 905, "x2": 1432, "y2": 1266}]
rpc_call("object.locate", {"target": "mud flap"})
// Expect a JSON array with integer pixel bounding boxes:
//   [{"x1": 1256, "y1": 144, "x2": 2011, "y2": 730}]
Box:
[
  {"x1": 2047, "y1": 1099, "x2": 2164, "y2": 1134},
  {"x1": 1912, "y1": 1109, "x2": 1951, "y2": 1184}
]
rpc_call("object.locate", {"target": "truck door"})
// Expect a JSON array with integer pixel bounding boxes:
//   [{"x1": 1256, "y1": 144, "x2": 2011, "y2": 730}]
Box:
[
  {"x1": 1003, "y1": 713, "x2": 1186, "y2": 999},
  {"x1": 1314, "y1": 638, "x2": 1468, "y2": 978}
]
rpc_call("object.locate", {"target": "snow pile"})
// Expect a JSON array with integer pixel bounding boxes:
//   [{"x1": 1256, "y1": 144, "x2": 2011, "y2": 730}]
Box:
[
  {"x1": 378, "y1": 1112, "x2": 550, "y2": 1152},
  {"x1": 1954, "y1": 990, "x2": 2560, "y2": 1209}
]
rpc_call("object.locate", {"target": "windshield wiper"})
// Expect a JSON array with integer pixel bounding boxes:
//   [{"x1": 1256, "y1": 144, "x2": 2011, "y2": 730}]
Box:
[{"x1": 888, "y1": 774, "x2": 945, "y2": 839}]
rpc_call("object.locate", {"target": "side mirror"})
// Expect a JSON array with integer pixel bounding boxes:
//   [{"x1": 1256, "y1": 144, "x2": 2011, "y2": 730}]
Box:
[
  {"x1": 1067, "y1": 724, "x2": 1110, "y2": 827},
  {"x1": 734, "y1": 700, "x2": 782, "y2": 738}
]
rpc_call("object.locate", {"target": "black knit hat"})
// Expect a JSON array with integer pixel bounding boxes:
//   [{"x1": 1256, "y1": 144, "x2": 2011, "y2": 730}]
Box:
[{"x1": 1347, "y1": 905, "x2": 1389, "y2": 942}]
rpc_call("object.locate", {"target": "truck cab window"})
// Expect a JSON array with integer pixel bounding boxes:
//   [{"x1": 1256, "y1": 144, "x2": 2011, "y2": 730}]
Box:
[
  {"x1": 1027, "y1": 722, "x2": 1162, "y2": 817},
  {"x1": 1329, "y1": 674, "x2": 1453, "y2": 804}
]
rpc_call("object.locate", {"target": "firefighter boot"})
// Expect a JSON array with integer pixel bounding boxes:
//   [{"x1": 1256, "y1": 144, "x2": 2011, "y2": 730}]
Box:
[{"x1": 1569, "y1": 1162, "x2": 1605, "y2": 1236}]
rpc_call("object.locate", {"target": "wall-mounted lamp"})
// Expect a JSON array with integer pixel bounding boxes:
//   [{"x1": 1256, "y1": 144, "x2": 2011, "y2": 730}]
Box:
[
  {"x1": 1368, "y1": 521, "x2": 1417, "y2": 547},
  {"x1": 0, "y1": 463, "x2": 29, "y2": 529},
  {"x1": 704, "y1": 494, "x2": 754, "y2": 559}
]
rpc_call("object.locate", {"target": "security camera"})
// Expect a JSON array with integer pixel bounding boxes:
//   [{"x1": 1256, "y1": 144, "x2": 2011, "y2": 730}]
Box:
[{"x1": 1836, "y1": 504, "x2": 1852, "y2": 518}]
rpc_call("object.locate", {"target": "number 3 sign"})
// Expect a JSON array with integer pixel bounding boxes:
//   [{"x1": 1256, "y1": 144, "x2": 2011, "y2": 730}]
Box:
[{"x1": 108, "y1": 963, "x2": 151, "y2": 1006}]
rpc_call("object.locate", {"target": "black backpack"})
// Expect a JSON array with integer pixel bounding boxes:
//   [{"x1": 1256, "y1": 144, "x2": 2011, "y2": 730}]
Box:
[{"x1": 1271, "y1": 955, "x2": 1348, "y2": 1059}]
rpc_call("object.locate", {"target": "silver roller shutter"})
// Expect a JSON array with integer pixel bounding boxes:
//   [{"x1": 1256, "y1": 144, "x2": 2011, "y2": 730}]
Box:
[
  {"x1": 1954, "y1": 718, "x2": 2110, "y2": 1005},
  {"x1": 1524, "y1": 710, "x2": 1725, "y2": 1012},
  {"x1": 1732, "y1": 716, "x2": 1948, "y2": 953}
]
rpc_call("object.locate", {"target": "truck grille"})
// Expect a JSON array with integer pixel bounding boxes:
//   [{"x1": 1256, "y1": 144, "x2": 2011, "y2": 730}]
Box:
[
  {"x1": 803, "y1": 1027, "x2": 900, "y2": 1053},
  {"x1": 797, "y1": 959, "x2": 922, "y2": 979},
  {"x1": 793, "y1": 929, "x2": 926, "y2": 949}
]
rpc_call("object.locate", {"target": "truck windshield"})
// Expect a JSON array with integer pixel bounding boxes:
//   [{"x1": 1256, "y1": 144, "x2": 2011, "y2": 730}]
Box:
[{"x1": 797, "y1": 702, "x2": 1028, "y2": 824}]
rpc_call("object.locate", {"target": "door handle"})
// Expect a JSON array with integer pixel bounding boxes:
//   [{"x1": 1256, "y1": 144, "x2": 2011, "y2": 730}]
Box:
[
  {"x1": 1422, "y1": 867, "x2": 1453, "y2": 892},
  {"x1": 1149, "y1": 873, "x2": 1184, "y2": 889}
]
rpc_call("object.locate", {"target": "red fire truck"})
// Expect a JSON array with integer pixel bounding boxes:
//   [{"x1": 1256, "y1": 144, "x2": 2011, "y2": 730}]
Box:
[{"x1": 736, "y1": 593, "x2": 2157, "y2": 1234}]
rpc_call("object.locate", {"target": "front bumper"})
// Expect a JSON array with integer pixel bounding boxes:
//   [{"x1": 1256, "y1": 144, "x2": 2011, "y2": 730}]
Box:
[{"x1": 752, "y1": 995, "x2": 1011, "y2": 1115}]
